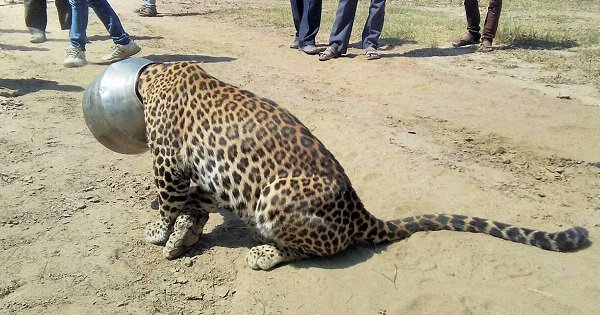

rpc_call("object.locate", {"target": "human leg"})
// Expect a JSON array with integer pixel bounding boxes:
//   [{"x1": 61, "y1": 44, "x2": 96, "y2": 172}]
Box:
[
  {"x1": 361, "y1": 0, "x2": 386, "y2": 50},
  {"x1": 297, "y1": 0, "x2": 322, "y2": 47},
  {"x1": 144, "y1": 0, "x2": 156, "y2": 7},
  {"x1": 453, "y1": 0, "x2": 481, "y2": 47},
  {"x1": 296, "y1": 0, "x2": 323, "y2": 54},
  {"x1": 24, "y1": 0, "x2": 47, "y2": 42},
  {"x1": 480, "y1": 0, "x2": 501, "y2": 49},
  {"x1": 63, "y1": 0, "x2": 89, "y2": 67},
  {"x1": 55, "y1": 0, "x2": 72, "y2": 30},
  {"x1": 465, "y1": 0, "x2": 481, "y2": 40},
  {"x1": 88, "y1": 0, "x2": 130, "y2": 45},
  {"x1": 87, "y1": 0, "x2": 141, "y2": 63},
  {"x1": 326, "y1": 0, "x2": 359, "y2": 55},
  {"x1": 68, "y1": 0, "x2": 88, "y2": 50},
  {"x1": 24, "y1": 0, "x2": 47, "y2": 31},
  {"x1": 290, "y1": 0, "x2": 302, "y2": 47}
]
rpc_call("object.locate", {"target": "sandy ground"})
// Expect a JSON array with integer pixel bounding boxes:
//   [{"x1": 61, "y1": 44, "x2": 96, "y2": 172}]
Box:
[{"x1": 1, "y1": 0, "x2": 599, "y2": 314}]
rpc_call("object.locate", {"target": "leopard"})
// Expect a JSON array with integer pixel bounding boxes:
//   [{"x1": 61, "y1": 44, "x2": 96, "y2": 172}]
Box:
[{"x1": 137, "y1": 61, "x2": 588, "y2": 270}]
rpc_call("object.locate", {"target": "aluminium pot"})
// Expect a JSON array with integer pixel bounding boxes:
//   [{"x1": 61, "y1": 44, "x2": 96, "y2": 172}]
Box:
[{"x1": 82, "y1": 57, "x2": 154, "y2": 154}]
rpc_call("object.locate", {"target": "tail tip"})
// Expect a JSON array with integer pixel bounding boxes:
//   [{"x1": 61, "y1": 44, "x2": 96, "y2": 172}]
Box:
[{"x1": 555, "y1": 226, "x2": 589, "y2": 251}]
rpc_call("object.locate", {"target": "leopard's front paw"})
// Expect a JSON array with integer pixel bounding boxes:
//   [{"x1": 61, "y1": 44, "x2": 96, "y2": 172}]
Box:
[
  {"x1": 162, "y1": 213, "x2": 204, "y2": 259},
  {"x1": 163, "y1": 242, "x2": 193, "y2": 260},
  {"x1": 144, "y1": 220, "x2": 172, "y2": 245}
]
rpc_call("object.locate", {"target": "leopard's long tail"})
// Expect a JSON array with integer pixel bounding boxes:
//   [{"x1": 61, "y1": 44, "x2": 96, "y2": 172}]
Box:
[{"x1": 360, "y1": 213, "x2": 588, "y2": 252}]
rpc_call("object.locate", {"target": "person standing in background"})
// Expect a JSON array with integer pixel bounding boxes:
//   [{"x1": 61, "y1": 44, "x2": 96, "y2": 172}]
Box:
[
  {"x1": 318, "y1": 0, "x2": 387, "y2": 61},
  {"x1": 452, "y1": 0, "x2": 502, "y2": 52},
  {"x1": 63, "y1": 0, "x2": 141, "y2": 67},
  {"x1": 290, "y1": 0, "x2": 323, "y2": 55},
  {"x1": 24, "y1": 0, "x2": 71, "y2": 43}
]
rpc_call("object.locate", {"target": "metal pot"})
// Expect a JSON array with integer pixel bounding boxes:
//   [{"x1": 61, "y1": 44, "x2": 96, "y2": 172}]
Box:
[{"x1": 82, "y1": 57, "x2": 154, "y2": 154}]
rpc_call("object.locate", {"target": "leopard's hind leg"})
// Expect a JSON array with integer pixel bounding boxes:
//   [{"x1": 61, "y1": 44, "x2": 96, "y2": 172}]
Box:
[
  {"x1": 245, "y1": 177, "x2": 356, "y2": 270},
  {"x1": 246, "y1": 244, "x2": 308, "y2": 270}
]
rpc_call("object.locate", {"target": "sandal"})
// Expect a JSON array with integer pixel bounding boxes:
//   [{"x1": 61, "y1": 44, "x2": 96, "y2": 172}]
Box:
[
  {"x1": 452, "y1": 34, "x2": 480, "y2": 47},
  {"x1": 477, "y1": 39, "x2": 493, "y2": 52},
  {"x1": 365, "y1": 48, "x2": 381, "y2": 60},
  {"x1": 318, "y1": 46, "x2": 340, "y2": 61}
]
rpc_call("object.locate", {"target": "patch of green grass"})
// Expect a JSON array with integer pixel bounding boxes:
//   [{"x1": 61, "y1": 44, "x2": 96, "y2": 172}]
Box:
[
  {"x1": 251, "y1": 6, "x2": 293, "y2": 29},
  {"x1": 380, "y1": 6, "x2": 464, "y2": 47},
  {"x1": 496, "y1": 23, "x2": 577, "y2": 49},
  {"x1": 511, "y1": 48, "x2": 600, "y2": 86},
  {"x1": 580, "y1": 48, "x2": 600, "y2": 86},
  {"x1": 496, "y1": 15, "x2": 599, "y2": 49},
  {"x1": 579, "y1": 28, "x2": 600, "y2": 46},
  {"x1": 412, "y1": 0, "x2": 600, "y2": 11}
]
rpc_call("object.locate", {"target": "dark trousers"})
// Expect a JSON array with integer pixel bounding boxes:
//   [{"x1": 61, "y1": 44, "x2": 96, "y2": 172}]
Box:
[
  {"x1": 24, "y1": 0, "x2": 71, "y2": 31},
  {"x1": 464, "y1": 0, "x2": 502, "y2": 41},
  {"x1": 290, "y1": 0, "x2": 322, "y2": 46},
  {"x1": 328, "y1": 0, "x2": 386, "y2": 54}
]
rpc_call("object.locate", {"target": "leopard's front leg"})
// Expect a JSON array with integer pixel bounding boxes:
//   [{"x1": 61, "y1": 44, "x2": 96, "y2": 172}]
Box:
[
  {"x1": 144, "y1": 153, "x2": 191, "y2": 245},
  {"x1": 163, "y1": 187, "x2": 215, "y2": 259}
]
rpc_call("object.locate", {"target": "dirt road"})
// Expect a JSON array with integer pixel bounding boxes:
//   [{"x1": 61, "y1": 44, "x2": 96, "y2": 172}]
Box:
[{"x1": 1, "y1": 1, "x2": 599, "y2": 314}]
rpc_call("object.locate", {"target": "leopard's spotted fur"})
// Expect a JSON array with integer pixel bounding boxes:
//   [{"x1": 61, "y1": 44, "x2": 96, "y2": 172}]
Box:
[{"x1": 137, "y1": 62, "x2": 588, "y2": 270}]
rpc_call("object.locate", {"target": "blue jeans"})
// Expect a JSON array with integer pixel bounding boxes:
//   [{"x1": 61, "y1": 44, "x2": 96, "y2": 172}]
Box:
[
  {"x1": 328, "y1": 0, "x2": 386, "y2": 54},
  {"x1": 68, "y1": 0, "x2": 131, "y2": 50}
]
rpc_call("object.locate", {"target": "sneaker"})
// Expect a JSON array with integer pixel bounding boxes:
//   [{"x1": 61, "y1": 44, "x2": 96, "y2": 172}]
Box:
[
  {"x1": 100, "y1": 40, "x2": 141, "y2": 64},
  {"x1": 29, "y1": 28, "x2": 46, "y2": 43},
  {"x1": 63, "y1": 46, "x2": 87, "y2": 68},
  {"x1": 138, "y1": 6, "x2": 158, "y2": 17}
]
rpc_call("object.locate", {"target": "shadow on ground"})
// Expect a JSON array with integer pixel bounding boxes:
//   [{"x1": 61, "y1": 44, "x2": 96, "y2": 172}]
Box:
[
  {"x1": 0, "y1": 28, "x2": 28, "y2": 34},
  {"x1": 503, "y1": 36, "x2": 578, "y2": 50},
  {"x1": 0, "y1": 43, "x2": 48, "y2": 51},
  {"x1": 158, "y1": 10, "x2": 219, "y2": 17},
  {"x1": 290, "y1": 244, "x2": 381, "y2": 270},
  {"x1": 0, "y1": 78, "x2": 84, "y2": 96},
  {"x1": 145, "y1": 54, "x2": 236, "y2": 63},
  {"x1": 398, "y1": 46, "x2": 475, "y2": 58},
  {"x1": 378, "y1": 38, "x2": 419, "y2": 47},
  {"x1": 182, "y1": 207, "x2": 382, "y2": 270},
  {"x1": 87, "y1": 34, "x2": 164, "y2": 42}
]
